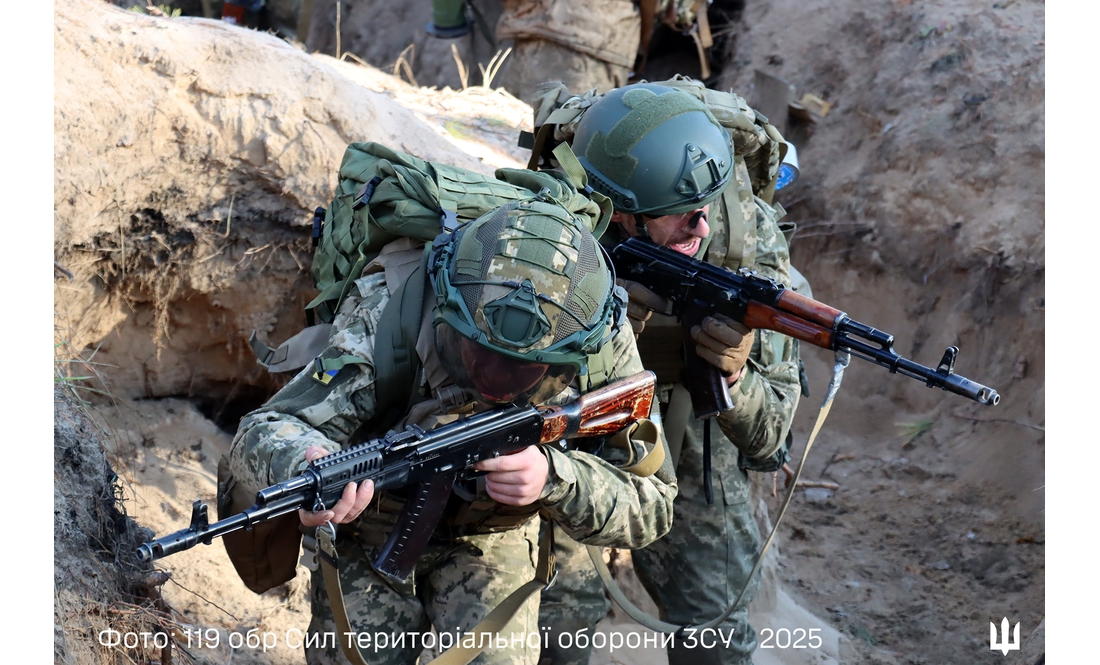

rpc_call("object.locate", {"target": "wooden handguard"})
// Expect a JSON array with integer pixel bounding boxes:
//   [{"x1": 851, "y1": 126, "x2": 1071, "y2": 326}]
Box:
[
  {"x1": 775, "y1": 290, "x2": 845, "y2": 329},
  {"x1": 743, "y1": 301, "x2": 836, "y2": 350},
  {"x1": 539, "y1": 371, "x2": 656, "y2": 442}
]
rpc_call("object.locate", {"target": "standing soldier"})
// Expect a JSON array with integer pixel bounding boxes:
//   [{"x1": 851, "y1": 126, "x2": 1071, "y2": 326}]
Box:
[
  {"x1": 494, "y1": 0, "x2": 722, "y2": 104},
  {"x1": 533, "y1": 82, "x2": 803, "y2": 665}
]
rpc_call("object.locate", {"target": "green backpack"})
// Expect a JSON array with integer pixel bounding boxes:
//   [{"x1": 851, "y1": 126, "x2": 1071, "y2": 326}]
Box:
[{"x1": 249, "y1": 141, "x2": 610, "y2": 373}]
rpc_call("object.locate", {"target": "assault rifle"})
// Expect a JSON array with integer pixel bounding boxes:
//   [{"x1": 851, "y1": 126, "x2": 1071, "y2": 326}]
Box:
[
  {"x1": 609, "y1": 237, "x2": 999, "y2": 419},
  {"x1": 137, "y1": 371, "x2": 656, "y2": 582}
]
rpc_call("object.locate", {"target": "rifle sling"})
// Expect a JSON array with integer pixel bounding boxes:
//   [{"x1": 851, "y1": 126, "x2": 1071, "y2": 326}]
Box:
[
  {"x1": 607, "y1": 418, "x2": 666, "y2": 478},
  {"x1": 662, "y1": 385, "x2": 692, "y2": 471},
  {"x1": 587, "y1": 350, "x2": 851, "y2": 634},
  {"x1": 318, "y1": 511, "x2": 557, "y2": 665}
]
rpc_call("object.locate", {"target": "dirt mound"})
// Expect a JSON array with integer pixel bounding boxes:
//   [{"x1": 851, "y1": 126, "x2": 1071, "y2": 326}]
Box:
[
  {"x1": 54, "y1": 0, "x2": 529, "y2": 408},
  {"x1": 54, "y1": 385, "x2": 171, "y2": 665}
]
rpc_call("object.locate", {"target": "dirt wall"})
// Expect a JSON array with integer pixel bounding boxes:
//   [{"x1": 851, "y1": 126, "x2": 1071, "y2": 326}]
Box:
[{"x1": 54, "y1": 0, "x2": 519, "y2": 406}]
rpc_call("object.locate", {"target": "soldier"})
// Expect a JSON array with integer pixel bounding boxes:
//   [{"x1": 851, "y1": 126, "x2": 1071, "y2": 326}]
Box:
[
  {"x1": 494, "y1": 0, "x2": 720, "y2": 104},
  {"x1": 227, "y1": 197, "x2": 678, "y2": 665},
  {"x1": 535, "y1": 83, "x2": 802, "y2": 665},
  {"x1": 494, "y1": 0, "x2": 640, "y2": 103}
]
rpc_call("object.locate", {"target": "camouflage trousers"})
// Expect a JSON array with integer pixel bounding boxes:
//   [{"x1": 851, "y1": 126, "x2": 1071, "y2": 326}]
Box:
[
  {"x1": 538, "y1": 419, "x2": 763, "y2": 665},
  {"x1": 631, "y1": 418, "x2": 763, "y2": 665},
  {"x1": 537, "y1": 522, "x2": 610, "y2": 665},
  {"x1": 494, "y1": 0, "x2": 638, "y2": 104},
  {"x1": 305, "y1": 519, "x2": 542, "y2": 665}
]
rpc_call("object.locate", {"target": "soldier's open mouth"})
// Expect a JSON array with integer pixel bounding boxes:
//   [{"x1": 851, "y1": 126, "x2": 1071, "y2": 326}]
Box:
[{"x1": 670, "y1": 237, "x2": 701, "y2": 255}]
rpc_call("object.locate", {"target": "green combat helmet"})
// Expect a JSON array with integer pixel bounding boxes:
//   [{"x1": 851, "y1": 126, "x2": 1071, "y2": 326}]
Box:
[
  {"x1": 572, "y1": 83, "x2": 734, "y2": 218},
  {"x1": 429, "y1": 197, "x2": 626, "y2": 404}
]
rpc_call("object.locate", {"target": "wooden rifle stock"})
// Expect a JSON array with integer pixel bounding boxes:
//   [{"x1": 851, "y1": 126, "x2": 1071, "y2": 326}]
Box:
[{"x1": 540, "y1": 371, "x2": 655, "y2": 441}]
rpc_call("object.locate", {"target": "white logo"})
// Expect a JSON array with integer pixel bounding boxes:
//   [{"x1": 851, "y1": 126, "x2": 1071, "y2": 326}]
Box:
[{"x1": 989, "y1": 617, "x2": 1020, "y2": 656}]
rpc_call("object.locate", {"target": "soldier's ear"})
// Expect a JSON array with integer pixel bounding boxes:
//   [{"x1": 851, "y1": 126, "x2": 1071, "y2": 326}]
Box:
[{"x1": 610, "y1": 211, "x2": 634, "y2": 232}]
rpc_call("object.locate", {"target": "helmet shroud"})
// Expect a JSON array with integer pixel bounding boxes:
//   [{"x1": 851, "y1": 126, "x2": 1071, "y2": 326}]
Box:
[{"x1": 430, "y1": 198, "x2": 624, "y2": 404}]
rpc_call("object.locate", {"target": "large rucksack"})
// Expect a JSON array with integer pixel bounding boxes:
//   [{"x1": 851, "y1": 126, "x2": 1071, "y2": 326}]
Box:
[
  {"x1": 306, "y1": 141, "x2": 609, "y2": 326},
  {"x1": 248, "y1": 141, "x2": 610, "y2": 374}
]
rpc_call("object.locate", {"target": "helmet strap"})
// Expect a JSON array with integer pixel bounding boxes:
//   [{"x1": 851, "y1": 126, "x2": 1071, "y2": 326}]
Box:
[{"x1": 632, "y1": 214, "x2": 651, "y2": 240}]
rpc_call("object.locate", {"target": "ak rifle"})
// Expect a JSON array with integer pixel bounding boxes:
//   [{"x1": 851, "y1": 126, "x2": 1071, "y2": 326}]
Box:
[
  {"x1": 138, "y1": 371, "x2": 656, "y2": 582},
  {"x1": 609, "y1": 237, "x2": 999, "y2": 419}
]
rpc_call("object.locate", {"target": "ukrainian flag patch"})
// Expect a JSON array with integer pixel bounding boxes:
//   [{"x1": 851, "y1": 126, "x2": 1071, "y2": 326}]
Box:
[{"x1": 312, "y1": 358, "x2": 340, "y2": 385}]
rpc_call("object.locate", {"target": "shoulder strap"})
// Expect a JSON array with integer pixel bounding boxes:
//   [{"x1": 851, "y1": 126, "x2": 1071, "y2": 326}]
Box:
[
  {"x1": 703, "y1": 157, "x2": 757, "y2": 272},
  {"x1": 372, "y1": 249, "x2": 430, "y2": 426},
  {"x1": 249, "y1": 324, "x2": 334, "y2": 374}
]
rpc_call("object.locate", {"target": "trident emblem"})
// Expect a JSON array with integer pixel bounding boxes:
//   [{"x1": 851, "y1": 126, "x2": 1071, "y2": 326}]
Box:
[{"x1": 989, "y1": 617, "x2": 1020, "y2": 656}]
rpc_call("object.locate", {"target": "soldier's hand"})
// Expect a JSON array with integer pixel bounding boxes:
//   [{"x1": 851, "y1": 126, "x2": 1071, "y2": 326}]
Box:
[
  {"x1": 690, "y1": 314, "x2": 755, "y2": 384},
  {"x1": 617, "y1": 278, "x2": 672, "y2": 337},
  {"x1": 298, "y1": 445, "x2": 375, "y2": 527},
  {"x1": 473, "y1": 445, "x2": 549, "y2": 506}
]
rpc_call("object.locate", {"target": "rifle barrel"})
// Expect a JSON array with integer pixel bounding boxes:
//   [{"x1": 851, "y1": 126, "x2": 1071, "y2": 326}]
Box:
[{"x1": 137, "y1": 490, "x2": 309, "y2": 563}]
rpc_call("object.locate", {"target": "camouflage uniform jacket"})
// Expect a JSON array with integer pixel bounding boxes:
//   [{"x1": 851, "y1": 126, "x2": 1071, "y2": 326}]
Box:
[
  {"x1": 228, "y1": 263, "x2": 678, "y2": 549},
  {"x1": 711, "y1": 192, "x2": 801, "y2": 463},
  {"x1": 602, "y1": 192, "x2": 801, "y2": 464}
]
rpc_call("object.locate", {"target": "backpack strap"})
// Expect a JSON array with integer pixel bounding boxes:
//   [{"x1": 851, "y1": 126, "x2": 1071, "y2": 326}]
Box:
[
  {"x1": 371, "y1": 247, "x2": 430, "y2": 425},
  {"x1": 577, "y1": 341, "x2": 616, "y2": 393},
  {"x1": 248, "y1": 324, "x2": 334, "y2": 374},
  {"x1": 549, "y1": 142, "x2": 613, "y2": 239},
  {"x1": 701, "y1": 157, "x2": 757, "y2": 273}
]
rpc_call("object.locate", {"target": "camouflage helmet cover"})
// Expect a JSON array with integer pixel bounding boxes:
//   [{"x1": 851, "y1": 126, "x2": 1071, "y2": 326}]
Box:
[
  {"x1": 573, "y1": 83, "x2": 734, "y2": 217},
  {"x1": 429, "y1": 197, "x2": 626, "y2": 403}
]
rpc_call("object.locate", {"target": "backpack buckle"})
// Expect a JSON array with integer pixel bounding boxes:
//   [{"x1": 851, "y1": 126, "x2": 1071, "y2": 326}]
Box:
[{"x1": 311, "y1": 207, "x2": 326, "y2": 247}]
